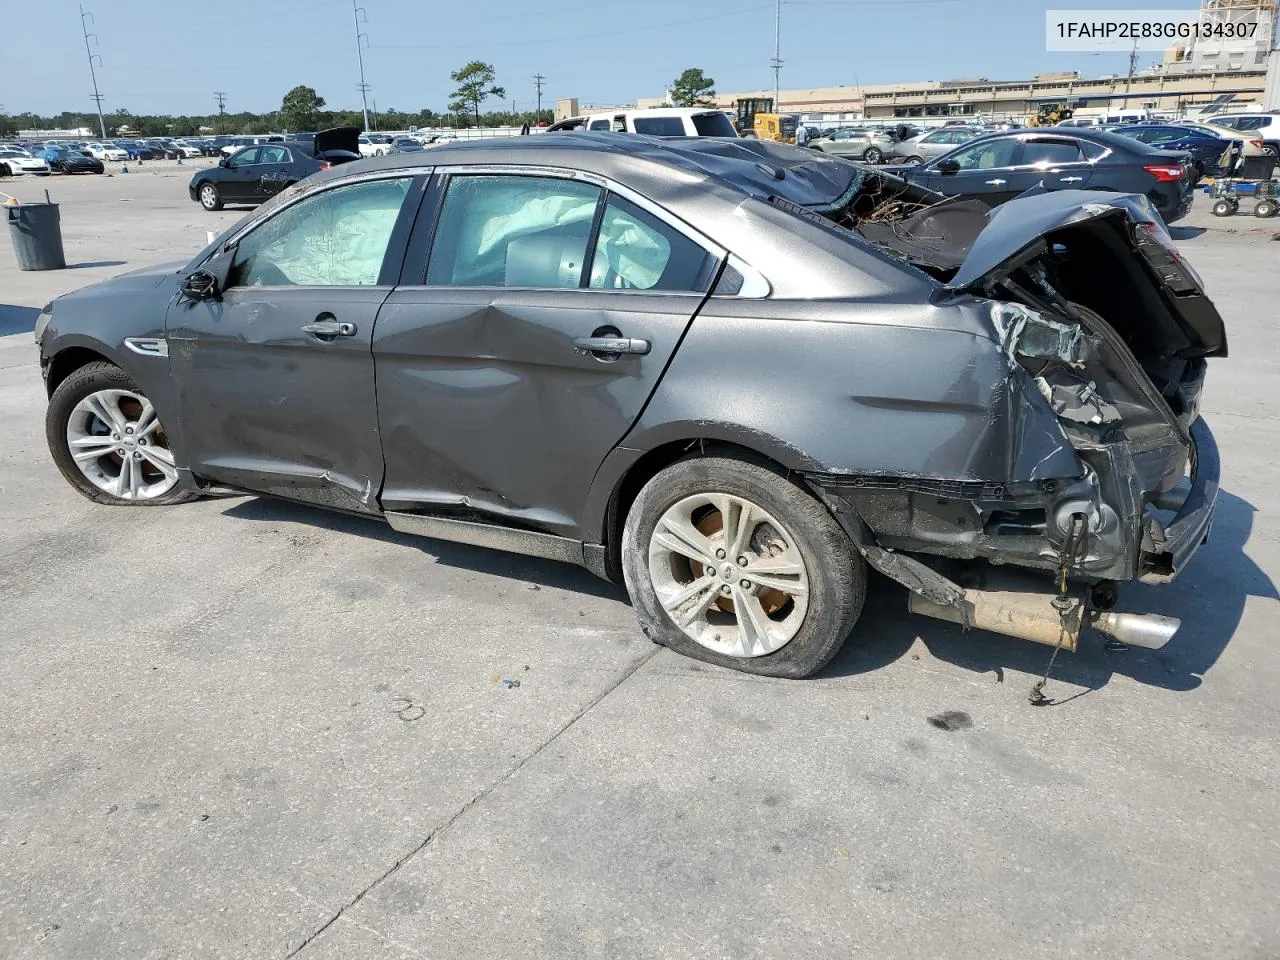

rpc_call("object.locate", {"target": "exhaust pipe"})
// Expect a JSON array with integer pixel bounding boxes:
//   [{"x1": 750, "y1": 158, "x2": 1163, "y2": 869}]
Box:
[{"x1": 909, "y1": 586, "x2": 1180, "y2": 652}]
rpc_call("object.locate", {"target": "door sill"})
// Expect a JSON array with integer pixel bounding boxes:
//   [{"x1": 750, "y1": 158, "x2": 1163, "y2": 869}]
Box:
[{"x1": 385, "y1": 511, "x2": 586, "y2": 567}]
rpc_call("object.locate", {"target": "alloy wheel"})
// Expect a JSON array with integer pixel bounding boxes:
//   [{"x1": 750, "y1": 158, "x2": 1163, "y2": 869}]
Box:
[
  {"x1": 200, "y1": 184, "x2": 218, "y2": 209},
  {"x1": 65, "y1": 388, "x2": 179, "y2": 501},
  {"x1": 647, "y1": 492, "x2": 810, "y2": 658}
]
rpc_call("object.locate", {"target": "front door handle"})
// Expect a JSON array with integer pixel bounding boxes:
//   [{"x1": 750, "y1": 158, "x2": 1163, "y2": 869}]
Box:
[
  {"x1": 573, "y1": 336, "x2": 651, "y2": 356},
  {"x1": 985, "y1": 179, "x2": 1007, "y2": 185},
  {"x1": 302, "y1": 318, "x2": 357, "y2": 340},
  {"x1": 1059, "y1": 176, "x2": 1084, "y2": 183}
]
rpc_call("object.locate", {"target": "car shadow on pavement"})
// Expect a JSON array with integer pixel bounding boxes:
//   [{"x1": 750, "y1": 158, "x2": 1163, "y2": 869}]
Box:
[
  {"x1": 220, "y1": 497, "x2": 628, "y2": 602},
  {"x1": 66, "y1": 260, "x2": 127, "y2": 270},
  {"x1": 822, "y1": 489, "x2": 1275, "y2": 695},
  {"x1": 0, "y1": 304, "x2": 38, "y2": 336}
]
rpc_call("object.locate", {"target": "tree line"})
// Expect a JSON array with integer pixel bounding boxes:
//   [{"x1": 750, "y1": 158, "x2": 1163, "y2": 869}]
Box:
[{"x1": 1, "y1": 62, "x2": 720, "y2": 138}]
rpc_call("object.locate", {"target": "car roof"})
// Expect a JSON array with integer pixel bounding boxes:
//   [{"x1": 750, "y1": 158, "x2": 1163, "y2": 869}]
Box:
[
  {"x1": 584, "y1": 107, "x2": 725, "y2": 120},
  {"x1": 304, "y1": 131, "x2": 879, "y2": 214}
]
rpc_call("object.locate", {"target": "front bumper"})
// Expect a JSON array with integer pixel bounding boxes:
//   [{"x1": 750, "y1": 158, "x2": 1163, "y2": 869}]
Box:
[{"x1": 1139, "y1": 416, "x2": 1219, "y2": 584}]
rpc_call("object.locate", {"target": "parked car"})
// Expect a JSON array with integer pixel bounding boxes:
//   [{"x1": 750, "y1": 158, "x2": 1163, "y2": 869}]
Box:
[
  {"x1": 170, "y1": 140, "x2": 204, "y2": 158},
  {"x1": 84, "y1": 142, "x2": 128, "y2": 161},
  {"x1": 812, "y1": 126, "x2": 897, "y2": 163},
  {"x1": 887, "y1": 128, "x2": 1197, "y2": 224},
  {"x1": 1109, "y1": 124, "x2": 1239, "y2": 177},
  {"x1": 551, "y1": 108, "x2": 739, "y2": 138},
  {"x1": 359, "y1": 133, "x2": 394, "y2": 157},
  {"x1": 39, "y1": 147, "x2": 105, "y2": 174},
  {"x1": 188, "y1": 128, "x2": 362, "y2": 210},
  {"x1": 143, "y1": 139, "x2": 184, "y2": 160},
  {"x1": 390, "y1": 136, "x2": 423, "y2": 153},
  {"x1": 1207, "y1": 113, "x2": 1280, "y2": 158},
  {"x1": 889, "y1": 127, "x2": 980, "y2": 164},
  {"x1": 0, "y1": 148, "x2": 52, "y2": 177},
  {"x1": 37, "y1": 134, "x2": 1223, "y2": 677},
  {"x1": 114, "y1": 140, "x2": 156, "y2": 161},
  {"x1": 1176, "y1": 120, "x2": 1267, "y2": 157}
]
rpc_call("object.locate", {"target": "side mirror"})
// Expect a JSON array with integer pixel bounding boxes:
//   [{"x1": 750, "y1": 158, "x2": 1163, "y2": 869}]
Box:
[
  {"x1": 218, "y1": 156, "x2": 229, "y2": 168},
  {"x1": 937, "y1": 159, "x2": 961, "y2": 175},
  {"x1": 181, "y1": 269, "x2": 219, "y2": 301}
]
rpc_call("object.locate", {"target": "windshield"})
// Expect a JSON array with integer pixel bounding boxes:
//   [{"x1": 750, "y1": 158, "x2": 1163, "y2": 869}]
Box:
[
  {"x1": 779, "y1": 117, "x2": 798, "y2": 137},
  {"x1": 691, "y1": 112, "x2": 738, "y2": 138}
]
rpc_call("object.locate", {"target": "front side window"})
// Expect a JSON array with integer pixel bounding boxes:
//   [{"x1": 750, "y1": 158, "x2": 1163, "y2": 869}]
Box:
[
  {"x1": 587, "y1": 195, "x2": 712, "y2": 291},
  {"x1": 426, "y1": 175, "x2": 602, "y2": 287},
  {"x1": 227, "y1": 177, "x2": 413, "y2": 288},
  {"x1": 942, "y1": 137, "x2": 1017, "y2": 170},
  {"x1": 230, "y1": 147, "x2": 261, "y2": 167}
]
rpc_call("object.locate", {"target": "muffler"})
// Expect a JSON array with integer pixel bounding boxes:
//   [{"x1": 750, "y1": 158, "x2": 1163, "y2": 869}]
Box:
[{"x1": 909, "y1": 585, "x2": 1180, "y2": 651}]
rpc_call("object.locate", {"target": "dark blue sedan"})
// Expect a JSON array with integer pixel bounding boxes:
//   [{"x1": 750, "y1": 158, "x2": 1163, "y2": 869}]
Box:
[
  {"x1": 39, "y1": 147, "x2": 105, "y2": 174},
  {"x1": 1111, "y1": 124, "x2": 1238, "y2": 177}
]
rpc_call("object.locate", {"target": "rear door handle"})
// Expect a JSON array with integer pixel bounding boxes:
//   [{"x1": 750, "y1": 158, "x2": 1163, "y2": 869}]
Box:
[
  {"x1": 985, "y1": 179, "x2": 1007, "y2": 185},
  {"x1": 573, "y1": 336, "x2": 651, "y2": 356},
  {"x1": 1059, "y1": 176, "x2": 1084, "y2": 183},
  {"x1": 302, "y1": 318, "x2": 357, "y2": 340}
]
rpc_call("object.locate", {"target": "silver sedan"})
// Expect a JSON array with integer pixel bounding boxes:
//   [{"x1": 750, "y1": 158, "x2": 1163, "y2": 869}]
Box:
[{"x1": 889, "y1": 127, "x2": 980, "y2": 164}]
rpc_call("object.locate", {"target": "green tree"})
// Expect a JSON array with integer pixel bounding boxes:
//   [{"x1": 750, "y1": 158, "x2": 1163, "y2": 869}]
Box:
[
  {"x1": 669, "y1": 67, "x2": 716, "y2": 107},
  {"x1": 448, "y1": 61, "x2": 505, "y2": 126},
  {"x1": 280, "y1": 85, "x2": 325, "y2": 133}
]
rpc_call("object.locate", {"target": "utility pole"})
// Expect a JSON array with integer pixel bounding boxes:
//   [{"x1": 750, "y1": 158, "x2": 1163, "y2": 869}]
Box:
[
  {"x1": 214, "y1": 91, "x2": 227, "y2": 115},
  {"x1": 352, "y1": 0, "x2": 371, "y2": 132},
  {"x1": 79, "y1": 5, "x2": 107, "y2": 138},
  {"x1": 533, "y1": 73, "x2": 546, "y2": 116},
  {"x1": 1126, "y1": 38, "x2": 1139, "y2": 94},
  {"x1": 771, "y1": 0, "x2": 783, "y2": 109}
]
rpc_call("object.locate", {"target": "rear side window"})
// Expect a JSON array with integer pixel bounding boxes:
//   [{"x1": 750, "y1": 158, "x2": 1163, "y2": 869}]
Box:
[
  {"x1": 691, "y1": 112, "x2": 737, "y2": 137},
  {"x1": 259, "y1": 146, "x2": 290, "y2": 164},
  {"x1": 588, "y1": 119, "x2": 611, "y2": 131},
  {"x1": 1020, "y1": 139, "x2": 1083, "y2": 165},
  {"x1": 632, "y1": 116, "x2": 687, "y2": 137},
  {"x1": 426, "y1": 175, "x2": 602, "y2": 287},
  {"x1": 588, "y1": 195, "x2": 713, "y2": 291}
]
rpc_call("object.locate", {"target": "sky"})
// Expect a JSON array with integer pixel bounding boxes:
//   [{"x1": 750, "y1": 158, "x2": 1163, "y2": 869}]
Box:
[{"x1": 6, "y1": 0, "x2": 1201, "y2": 117}]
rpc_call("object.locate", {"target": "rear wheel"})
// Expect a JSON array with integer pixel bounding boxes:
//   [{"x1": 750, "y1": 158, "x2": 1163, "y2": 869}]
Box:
[
  {"x1": 904, "y1": 155, "x2": 923, "y2": 165},
  {"x1": 864, "y1": 146, "x2": 883, "y2": 164},
  {"x1": 1263, "y1": 144, "x2": 1279, "y2": 159},
  {"x1": 622, "y1": 455, "x2": 866, "y2": 678},
  {"x1": 1254, "y1": 198, "x2": 1278, "y2": 218},
  {"x1": 199, "y1": 182, "x2": 223, "y2": 211},
  {"x1": 46, "y1": 361, "x2": 195, "y2": 506}
]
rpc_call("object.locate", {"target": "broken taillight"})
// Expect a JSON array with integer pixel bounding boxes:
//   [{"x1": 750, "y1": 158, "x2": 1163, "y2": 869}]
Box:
[
  {"x1": 1249, "y1": 139, "x2": 1264, "y2": 149},
  {"x1": 1143, "y1": 164, "x2": 1185, "y2": 183},
  {"x1": 1134, "y1": 221, "x2": 1204, "y2": 291},
  {"x1": 319, "y1": 161, "x2": 332, "y2": 170}
]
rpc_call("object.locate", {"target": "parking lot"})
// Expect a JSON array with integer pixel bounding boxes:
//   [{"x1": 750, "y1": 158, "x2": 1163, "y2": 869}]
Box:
[{"x1": 2, "y1": 163, "x2": 1278, "y2": 959}]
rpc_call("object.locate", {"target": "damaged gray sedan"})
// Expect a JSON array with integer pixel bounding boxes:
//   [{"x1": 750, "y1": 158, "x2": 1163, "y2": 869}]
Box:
[{"x1": 35, "y1": 134, "x2": 1224, "y2": 678}]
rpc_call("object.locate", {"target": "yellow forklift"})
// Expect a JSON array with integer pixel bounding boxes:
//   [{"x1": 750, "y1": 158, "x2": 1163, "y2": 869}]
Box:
[{"x1": 734, "y1": 98, "x2": 798, "y2": 143}]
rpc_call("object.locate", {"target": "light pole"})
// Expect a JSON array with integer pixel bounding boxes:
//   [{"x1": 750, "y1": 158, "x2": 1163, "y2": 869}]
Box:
[
  {"x1": 353, "y1": 0, "x2": 371, "y2": 132},
  {"x1": 771, "y1": 0, "x2": 782, "y2": 109}
]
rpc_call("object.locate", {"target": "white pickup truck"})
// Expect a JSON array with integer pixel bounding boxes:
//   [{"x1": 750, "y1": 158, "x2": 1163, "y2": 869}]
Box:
[{"x1": 546, "y1": 107, "x2": 738, "y2": 138}]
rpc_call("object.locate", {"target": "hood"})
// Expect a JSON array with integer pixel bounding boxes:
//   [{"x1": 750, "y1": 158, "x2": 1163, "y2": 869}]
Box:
[
  {"x1": 57, "y1": 260, "x2": 187, "y2": 303},
  {"x1": 944, "y1": 188, "x2": 1226, "y2": 358}
]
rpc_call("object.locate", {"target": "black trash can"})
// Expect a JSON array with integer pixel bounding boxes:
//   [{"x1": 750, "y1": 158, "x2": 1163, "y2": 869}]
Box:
[{"x1": 6, "y1": 202, "x2": 67, "y2": 271}]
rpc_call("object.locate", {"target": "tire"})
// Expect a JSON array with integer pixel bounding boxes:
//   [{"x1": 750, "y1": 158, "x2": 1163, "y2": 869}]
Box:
[
  {"x1": 622, "y1": 455, "x2": 866, "y2": 679},
  {"x1": 198, "y1": 182, "x2": 223, "y2": 211},
  {"x1": 1263, "y1": 144, "x2": 1279, "y2": 159},
  {"x1": 1254, "y1": 198, "x2": 1278, "y2": 218},
  {"x1": 904, "y1": 155, "x2": 923, "y2": 165},
  {"x1": 0, "y1": 163, "x2": 10, "y2": 178},
  {"x1": 864, "y1": 146, "x2": 883, "y2": 164},
  {"x1": 46, "y1": 361, "x2": 196, "y2": 507},
  {"x1": 1211, "y1": 198, "x2": 1234, "y2": 217}
]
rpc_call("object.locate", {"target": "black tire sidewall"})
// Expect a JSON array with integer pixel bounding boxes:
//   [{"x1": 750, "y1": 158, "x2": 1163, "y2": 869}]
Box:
[
  {"x1": 622, "y1": 455, "x2": 866, "y2": 678},
  {"x1": 46, "y1": 360, "x2": 193, "y2": 507}
]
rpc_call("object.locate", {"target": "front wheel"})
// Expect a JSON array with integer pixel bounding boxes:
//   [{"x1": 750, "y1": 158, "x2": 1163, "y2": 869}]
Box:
[
  {"x1": 46, "y1": 361, "x2": 196, "y2": 506},
  {"x1": 904, "y1": 155, "x2": 923, "y2": 165},
  {"x1": 864, "y1": 146, "x2": 883, "y2": 163},
  {"x1": 1211, "y1": 198, "x2": 1234, "y2": 217},
  {"x1": 622, "y1": 455, "x2": 866, "y2": 678},
  {"x1": 199, "y1": 182, "x2": 223, "y2": 211}
]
